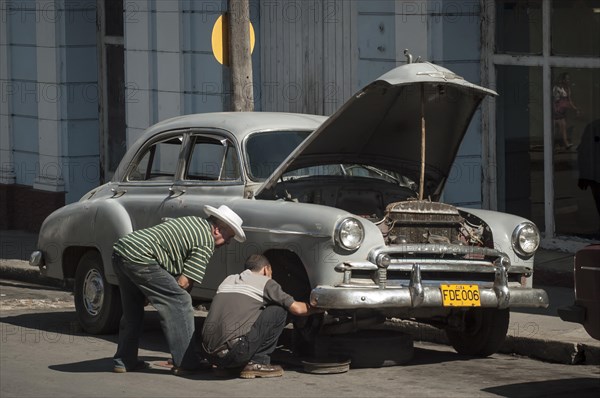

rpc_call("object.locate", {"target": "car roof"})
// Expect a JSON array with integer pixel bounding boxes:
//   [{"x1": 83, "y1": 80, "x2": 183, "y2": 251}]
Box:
[
  {"x1": 113, "y1": 112, "x2": 327, "y2": 183},
  {"x1": 142, "y1": 112, "x2": 327, "y2": 141}
]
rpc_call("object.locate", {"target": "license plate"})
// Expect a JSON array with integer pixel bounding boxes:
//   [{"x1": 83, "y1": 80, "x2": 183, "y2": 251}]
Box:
[{"x1": 440, "y1": 284, "x2": 481, "y2": 307}]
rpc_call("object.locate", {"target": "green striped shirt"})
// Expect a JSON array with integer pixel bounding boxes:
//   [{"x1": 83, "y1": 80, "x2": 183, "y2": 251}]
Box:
[{"x1": 113, "y1": 216, "x2": 215, "y2": 284}]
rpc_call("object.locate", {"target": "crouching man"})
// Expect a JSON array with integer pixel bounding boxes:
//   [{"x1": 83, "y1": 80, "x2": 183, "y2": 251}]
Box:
[{"x1": 202, "y1": 254, "x2": 322, "y2": 378}]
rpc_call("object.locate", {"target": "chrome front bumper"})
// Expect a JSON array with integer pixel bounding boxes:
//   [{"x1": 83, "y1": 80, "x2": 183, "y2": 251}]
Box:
[
  {"x1": 311, "y1": 263, "x2": 549, "y2": 310},
  {"x1": 311, "y1": 284, "x2": 549, "y2": 309}
]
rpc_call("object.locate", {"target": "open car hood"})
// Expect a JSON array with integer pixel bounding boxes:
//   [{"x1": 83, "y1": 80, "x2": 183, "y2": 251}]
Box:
[{"x1": 256, "y1": 62, "x2": 497, "y2": 198}]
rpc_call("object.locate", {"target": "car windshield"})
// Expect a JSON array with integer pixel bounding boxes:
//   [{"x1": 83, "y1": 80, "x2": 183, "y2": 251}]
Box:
[{"x1": 246, "y1": 130, "x2": 312, "y2": 180}]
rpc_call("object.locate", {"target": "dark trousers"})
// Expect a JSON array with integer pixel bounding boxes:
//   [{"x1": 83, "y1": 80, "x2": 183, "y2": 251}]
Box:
[
  {"x1": 209, "y1": 305, "x2": 288, "y2": 368},
  {"x1": 112, "y1": 253, "x2": 201, "y2": 370}
]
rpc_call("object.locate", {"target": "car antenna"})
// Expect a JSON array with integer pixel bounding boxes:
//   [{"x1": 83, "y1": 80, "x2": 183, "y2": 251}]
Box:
[{"x1": 404, "y1": 49, "x2": 426, "y2": 199}]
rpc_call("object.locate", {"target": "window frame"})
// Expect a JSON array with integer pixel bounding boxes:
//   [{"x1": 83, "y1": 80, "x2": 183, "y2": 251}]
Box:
[
  {"x1": 482, "y1": 0, "x2": 600, "y2": 239},
  {"x1": 121, "y1": 130, "x2": 188, "y2": 185},
  {"x1": 183, "y1": 132, "x2": 243, "y2": 184}
]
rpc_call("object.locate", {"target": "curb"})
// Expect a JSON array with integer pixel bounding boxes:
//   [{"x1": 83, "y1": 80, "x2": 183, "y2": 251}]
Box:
[
  {"x1": 0, "y1": 260, "x2": 72, "y2": 290},
  {"x1": 501, "y1": 336, "x2": 600, "y2": 365},
  {"x1": 385, "y1": 320, "x2": 600, "y2": 366},
  {"x1": 533, "y1": 268, "x2": 574, "y2": 289},
  {"x1": 1, "y1": 260, "x2": 598, "y2": 366}
]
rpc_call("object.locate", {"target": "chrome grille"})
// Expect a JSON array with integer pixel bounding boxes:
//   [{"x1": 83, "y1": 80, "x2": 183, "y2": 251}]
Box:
[
  {"x1": 384, "y1": 201, "x2": 464, "y2": 244},
  {"x1": 336, "y1": 244, "x2": 512, "y2": 288}
]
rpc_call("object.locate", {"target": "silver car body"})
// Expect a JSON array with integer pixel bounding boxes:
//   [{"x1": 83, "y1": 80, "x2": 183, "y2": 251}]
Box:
[{"x1": 32, "y1": 62, "x2": 549, "y2": 342}]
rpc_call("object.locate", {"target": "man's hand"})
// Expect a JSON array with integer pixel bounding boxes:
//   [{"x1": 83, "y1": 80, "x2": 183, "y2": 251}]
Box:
[
  {"x1": 289, "y1": 301, "x2": 325, "y2": 316},
  {"x1": 177, "y1": 275, "x2": 194, "y2": 292}
]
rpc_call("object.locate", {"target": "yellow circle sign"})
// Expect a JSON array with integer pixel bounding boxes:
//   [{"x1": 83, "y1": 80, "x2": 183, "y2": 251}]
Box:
[{"x1": 211, "y1": 15, "x2": 255, "y2": 65}]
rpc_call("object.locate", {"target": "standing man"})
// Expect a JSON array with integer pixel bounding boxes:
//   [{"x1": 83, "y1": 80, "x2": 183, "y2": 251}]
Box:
[
  {"x1": 202, "y1": 254, "x2": 322, "y2": 379},
  {"x1": 111, "y1": 204, "x2": 245, "y2": 375}
]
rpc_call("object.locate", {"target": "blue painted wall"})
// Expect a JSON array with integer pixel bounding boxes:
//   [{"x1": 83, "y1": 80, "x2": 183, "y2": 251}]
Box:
[
  {"x1": 181, "y1": 0, "x2": 261, "y2": 114},
  {"x1": 61, "y1": 0, "x2": 100, "y2": 203},
  {"x1": 4, "y1": 0, "x2": 99, "y2": 202},
  {"x1": 8, "y1": 1, "x2": 39, "y2": 187},
  {"x1": 433, "y1": 2, "x2": 484, "y2": 208},
  {"x1": 354, "y1": 0, "x2": 484, "y2": 208},
  {"x1": 4, "y1": 0, "x2": 484, "y2": 209}
]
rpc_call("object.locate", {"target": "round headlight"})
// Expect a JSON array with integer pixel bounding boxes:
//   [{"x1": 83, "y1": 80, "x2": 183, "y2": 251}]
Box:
[
  {"x1": 335, "y1": 217, "x2": 364, "y2": 251},
  {"x1": 512, "y1": 222, "x2": 540, "y2": 257}
]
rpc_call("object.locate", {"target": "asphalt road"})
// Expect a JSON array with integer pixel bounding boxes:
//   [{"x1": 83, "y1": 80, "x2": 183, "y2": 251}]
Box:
[{"x1": 1, "y1": 280, "x2": 599, "y2": 398}]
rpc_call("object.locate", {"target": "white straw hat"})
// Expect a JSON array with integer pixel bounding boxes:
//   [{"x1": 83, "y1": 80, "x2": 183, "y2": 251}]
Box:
[{"x1": 203, "y1": 205, "x2": 246, "y2": 242}]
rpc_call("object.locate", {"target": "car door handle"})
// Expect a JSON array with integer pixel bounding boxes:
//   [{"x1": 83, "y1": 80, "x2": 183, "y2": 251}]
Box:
[{"x1": 168, "y1": 186, "x2": 186, "y2": 197}]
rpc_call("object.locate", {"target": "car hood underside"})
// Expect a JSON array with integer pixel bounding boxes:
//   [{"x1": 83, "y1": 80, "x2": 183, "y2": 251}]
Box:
[{"x1": 258, "y1": 62, "x2": 497, "y2": 198}]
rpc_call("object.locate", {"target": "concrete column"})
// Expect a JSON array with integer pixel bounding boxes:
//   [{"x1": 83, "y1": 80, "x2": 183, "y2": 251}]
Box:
[
  {"x1": 33, "y1": 0, "x2": 65, "y2": 192},
  {"x1": 124, "y1": 0, "x2": 153, "y2": 145},
  {"x1": 155, "y1": 0, "x2": 183, "y2": 121},
  {"x1": 0, "y1": 6, "x2": 16, "y2": 184}
]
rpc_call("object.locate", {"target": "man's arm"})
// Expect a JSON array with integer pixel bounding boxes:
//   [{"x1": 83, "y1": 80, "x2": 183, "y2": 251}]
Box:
[
  {"x1": 264, "y1": 279, "x2": 324, "y2": 316},
  {"x1": 180, "y1": 245, "x2": 213, "y2": 286},
  {"x1": 288, "y1": 301, "x2": 325, "y2": 316}
]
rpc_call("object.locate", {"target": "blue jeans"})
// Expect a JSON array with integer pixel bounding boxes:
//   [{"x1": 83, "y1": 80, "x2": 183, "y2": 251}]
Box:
[
  {"x1": 112, "y1": 253, "x2": 202, "y2": 370},
  {"x1": 207, "y1": 305, "x2": 288, "y2": 368}
]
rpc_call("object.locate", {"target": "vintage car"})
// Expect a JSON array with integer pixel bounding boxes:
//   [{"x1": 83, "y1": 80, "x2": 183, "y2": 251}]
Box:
[
  {"x1": 30, "y1": 61, "x2": 549, "y2": 357},
  {"x1": 558, "y1": 244, "x2": 600, "y2": 340}
]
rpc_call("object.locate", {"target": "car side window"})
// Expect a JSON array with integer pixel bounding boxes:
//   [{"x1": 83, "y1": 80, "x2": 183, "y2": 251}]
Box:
[
  {"x1": 128, "y1": 135, "x2": 183, "y2": 181},
  {"x1": 185, "y1": 136, "x2": 241, "y2": 181}
]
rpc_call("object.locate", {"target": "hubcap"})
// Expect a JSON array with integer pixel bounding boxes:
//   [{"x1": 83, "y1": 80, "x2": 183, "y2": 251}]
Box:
[{"x1": 82, "y1": 269, "x2": 104, "y2": 316}]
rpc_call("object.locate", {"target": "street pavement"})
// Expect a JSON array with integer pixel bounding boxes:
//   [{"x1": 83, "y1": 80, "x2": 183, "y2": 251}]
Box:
[{"x1": 1, "y1": 229, "x2": 599, "y2": 365}]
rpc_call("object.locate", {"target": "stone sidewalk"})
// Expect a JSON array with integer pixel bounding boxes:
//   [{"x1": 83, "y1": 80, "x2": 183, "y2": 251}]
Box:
[{"x1": 1, "y1": 229, "x2": 599, "y2": 365}]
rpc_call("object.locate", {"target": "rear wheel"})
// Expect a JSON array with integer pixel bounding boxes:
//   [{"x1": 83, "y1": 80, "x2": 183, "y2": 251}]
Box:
[
  {"x1": 445, "y1": 308, "x2": 509, "y2": 357},
  {"x1": 74, "y1": 251, "x2": 122, "y2": 334}
]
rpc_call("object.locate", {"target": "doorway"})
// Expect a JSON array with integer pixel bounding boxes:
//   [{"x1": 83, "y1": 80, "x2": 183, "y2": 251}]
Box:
[{"x1": 97, "y1": 0, "x2": 126, "y2": 183}]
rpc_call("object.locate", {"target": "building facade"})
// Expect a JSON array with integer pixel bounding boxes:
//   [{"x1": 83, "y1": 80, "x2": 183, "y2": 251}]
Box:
[{"x1": 1, "y1": 0, "x2": 599, "y2": 243}]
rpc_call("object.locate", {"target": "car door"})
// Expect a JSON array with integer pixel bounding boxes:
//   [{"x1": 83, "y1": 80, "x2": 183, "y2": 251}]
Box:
[
  {"x1": 111, "y1": 131, "x2": 187, "y2": 231},
  {"x1": 164, "y1": 130, "x2": 247, "y2": 298}
]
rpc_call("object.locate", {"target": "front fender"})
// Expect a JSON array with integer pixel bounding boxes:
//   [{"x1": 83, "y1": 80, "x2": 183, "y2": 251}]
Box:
[
  {"x1": 92, "y1": 199, "x2": 134, "y2": 282},
  {"x1": 459, "y1": 207, "x2": 537, "y2": 284},
  {"x1": 223, "y1": 198, "x2": 384, "y2": 287}
]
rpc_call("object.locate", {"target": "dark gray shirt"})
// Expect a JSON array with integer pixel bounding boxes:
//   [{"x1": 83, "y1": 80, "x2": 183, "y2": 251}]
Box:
[{"x1": 202, "y1": 269, "x2": 295, "y2": 353}]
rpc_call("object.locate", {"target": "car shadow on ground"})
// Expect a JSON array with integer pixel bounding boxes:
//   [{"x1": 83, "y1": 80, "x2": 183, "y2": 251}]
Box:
[
  {"x1": 481, "y1": 377, "x2": 600, "y2": 397},
  {"x1": 48, "y1": 356, "x2": 167, "y2": 374},
  {"x1": 2, "y1": 310, "x2": 470, "y2": 376},
  {"x1": 48, "y1": 357, "x2": 228, "y2": 380},
  {"x1": 0, "y1": 309, "x2": 173, "y2": 354},
  {"x1": 273, "y1": 328, "x2": 468, "y2": 370}
]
